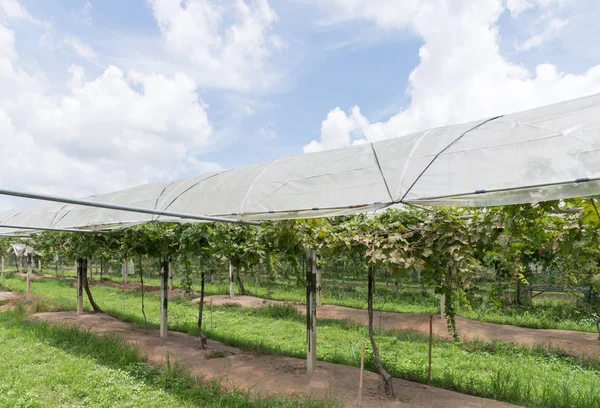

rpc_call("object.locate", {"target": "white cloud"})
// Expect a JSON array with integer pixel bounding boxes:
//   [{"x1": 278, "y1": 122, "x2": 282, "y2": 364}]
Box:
[
  {"x1": 77, "y1": 0, "x2": 93, "y2": 25},
  {"x1": 148, "y1": 0, "x2": 283, "y2": 92},
  {"x1": 516, "y1": 16, "x2": 568, "y2": 51},
  {"x1": 0, "y1": 11, "x2": 221, "y2": 208},
  {"x1": 0, "y1": 0, "x2": 36, "y2": 23},
  {"x1": 305, "y1": 0, "x2": 600, "y2": 152},
  {"x1": 506, "y1": 0, "x2": 536, "y2": 15},
  {"x1": 64, "y1": 35, "x2": 97, "y2": 60},
  {"x1": 304, "y1": 106, "x2": 365, "y2": 153},
  {"x1": 506, "y1": 0, "x2": 564, "y2": 16},
  {"x1": 258, "y1": 121, "x2": 276, "y2": 139}
]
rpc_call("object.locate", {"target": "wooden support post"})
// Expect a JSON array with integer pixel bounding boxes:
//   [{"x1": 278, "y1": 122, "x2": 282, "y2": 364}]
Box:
[
  {"x1": 18, "y1": 257, "x2": 22, "y2": 273},
  {"x1": 306, "y1": 248, "x2": 317, "y2": 371},
  {"x1": 316, "y1": 259, "x2": 322, "y2": 307},
  {"x1": 76, "y1": 257, "x2": 83, "y2": 315},
  {"x1": 26, "y1": 252, "x2": 33, "y2": 301},
  {"x1": 440, "y1": 294, "x2": 446, "y2": 321},
  {"x1": 160, "y1": 256, "x2": 169, "y2": 338},
  {"x1": 37, "y1": 258, "x2": 41, "y2": 272},
  {"x1": 123, "y1": 259, "x2": 128, "y2": 284},
  {"x1": 229, "y1": 260, "x2": 234, "y2": 298}
]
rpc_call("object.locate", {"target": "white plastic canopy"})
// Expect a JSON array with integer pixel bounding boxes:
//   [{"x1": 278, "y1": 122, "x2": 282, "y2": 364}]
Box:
[{"x1": 1, "y1": 92, "x2": 600, "y2": 233}]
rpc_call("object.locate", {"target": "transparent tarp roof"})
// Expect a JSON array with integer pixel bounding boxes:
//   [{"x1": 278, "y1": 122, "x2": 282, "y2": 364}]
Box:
[{"x1": 1, "y1": 92, "x2": 599, "y2": 233}]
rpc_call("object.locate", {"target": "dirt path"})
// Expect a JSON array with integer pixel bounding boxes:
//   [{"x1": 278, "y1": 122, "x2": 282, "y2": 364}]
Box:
[
  {"x1": 0, "y1": 291, "x2": 17, "y2": 300},
  {"x1": 14, "y1": 272, "x2": 69, "y2": 280},
  {"x1": 0, "y1": 290, "x2": 21, "y2": 311},
  {"x1": 0, "y1": 291, "x2": 19, "y2": 303},
  {"x1": 203, "y1": 295, "x2": 600, "y2": 361},
  {"x1": 33, "y1": 311, "x2": 519, "y2": 408}
]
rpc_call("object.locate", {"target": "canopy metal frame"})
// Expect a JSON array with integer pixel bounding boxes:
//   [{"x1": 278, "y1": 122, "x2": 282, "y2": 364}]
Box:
[{"x1": 0, "y1": 188, "x2": 260, "y2": 228}]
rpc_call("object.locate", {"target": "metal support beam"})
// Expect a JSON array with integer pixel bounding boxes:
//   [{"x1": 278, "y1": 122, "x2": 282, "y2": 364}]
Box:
[
  {"x1": 306, "y1": 248, "x2": 317, "y2": 371},
  {"x1": 0, "y1": 224, "x2": 101, "y2": 233},
  {"x1": 406, "y1": 177, "x2": 600, "y2": 204},
  {"x1": 0, "y1": 188, "x2": 259, "y2": 226}
]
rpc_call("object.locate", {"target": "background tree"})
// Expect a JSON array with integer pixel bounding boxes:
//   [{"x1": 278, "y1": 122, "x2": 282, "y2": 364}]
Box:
[{"x1": 213, "y1": 223, "x2": 264, "y2": 296}]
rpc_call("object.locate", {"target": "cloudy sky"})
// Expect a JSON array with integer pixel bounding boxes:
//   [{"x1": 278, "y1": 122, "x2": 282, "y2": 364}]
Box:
[{"x1": 1, "y1": 0, "x2": 600, "y2": 209}]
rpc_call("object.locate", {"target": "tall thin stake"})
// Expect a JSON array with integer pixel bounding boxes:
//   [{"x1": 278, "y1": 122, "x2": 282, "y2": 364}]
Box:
[
  {"x1": 428, "y1": 314, "x2": 433, "y2": 384},
  {"x1": 358, "y1": 342, "x2": 365, "y2": 407},
  {"x1": 139, "y1": 258, "x2": 147, "y2": 328}
]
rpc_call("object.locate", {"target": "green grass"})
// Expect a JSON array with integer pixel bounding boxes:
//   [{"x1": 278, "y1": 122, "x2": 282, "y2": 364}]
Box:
[
  {"x1": 0, "y1": 305, "x2": 338, "y2": 408},
  {"x1": 461, "y1": 297, "x2": 600, "y2": 332},
  {"x1": 3, "y1": 273, "x2": 600, "y2": 408},
  {"x1": 6, "y1": 267, "x2": 598, "y2": 332},
  {"x1": 193, "y1": 277, "x2": 598, "y2": 333},
  {"x1": 198, "y1": 277, "x2": 441, "y2": 314}
]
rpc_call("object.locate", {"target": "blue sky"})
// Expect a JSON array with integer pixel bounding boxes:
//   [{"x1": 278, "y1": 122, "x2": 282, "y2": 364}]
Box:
[
  {"x1": 1, "y1": 0, "x2": 600, "y2": 208},
  {"x1": 18, "y1": 0, "x2": 421, "y2": 166}
]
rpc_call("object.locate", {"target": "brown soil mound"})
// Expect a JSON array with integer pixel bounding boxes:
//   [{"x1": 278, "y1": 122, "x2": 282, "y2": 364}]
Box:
[
  {"x1": 0, "y1": 290, "x2": 21, "y2": 311},
  {"x1": 192, "y1": 294, "x2": 298, "y2": 307},
  {"x1": 33, "y1": 311, "x2": 519, "y2": 408}
]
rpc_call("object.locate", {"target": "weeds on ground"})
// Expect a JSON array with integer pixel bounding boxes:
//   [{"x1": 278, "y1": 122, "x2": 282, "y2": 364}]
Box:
[
  {"x1": 0, "y1": 306, "x2": 340, "y2": 408},
  {"x1": 4, "y1": 274, "x2": 600, "y2": 408}
]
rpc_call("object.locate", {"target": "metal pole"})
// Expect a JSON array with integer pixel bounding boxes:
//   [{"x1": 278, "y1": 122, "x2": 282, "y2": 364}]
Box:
[
  {"x1": 405, "y1": 176, "x2": 600, "y2": 204},
  {"x1": 0, "y1": 224, "x2": 100, "y2": 233},
  {"x1": 0, "y1": 188, "x2": 259, "y2": 225}
]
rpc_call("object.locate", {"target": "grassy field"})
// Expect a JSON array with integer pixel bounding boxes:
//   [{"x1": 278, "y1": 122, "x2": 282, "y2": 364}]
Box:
[
  {"x1": 0, "y1": 306, "x2": 335, "y2": 408},
  {"x1": 6, "y1": 267, "x2": 597, "y2": 332},
  {"x1": 2, "y1": 273, "x2": 600, "y2": 408},
  {"x1": 188, "y1": 276, "x2": 598, "y2": 333}
]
